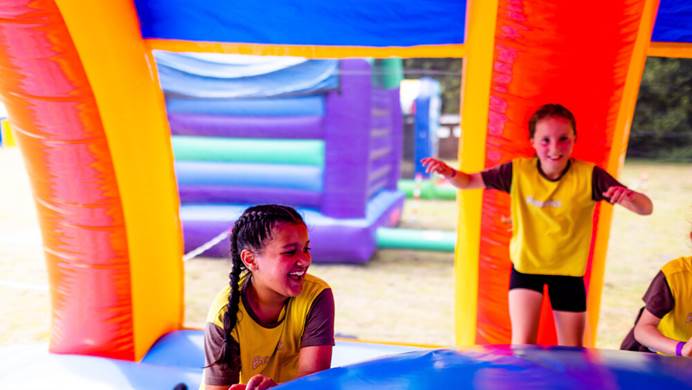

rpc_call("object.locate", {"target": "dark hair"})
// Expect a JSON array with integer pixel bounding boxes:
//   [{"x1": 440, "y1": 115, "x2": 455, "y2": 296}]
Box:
[
  {"x1": 528, "y1": 103, "x2": 576, "y2": 139},
  {"x1": 217, "y1": 204, "x2": 305, "y2": 366}
]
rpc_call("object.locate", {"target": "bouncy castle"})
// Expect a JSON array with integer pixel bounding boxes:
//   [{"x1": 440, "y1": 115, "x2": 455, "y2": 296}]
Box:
[
  {"x1": 0, "y1": 0, "x2": 691, "y2": 387},
  {"x1": 157, "y1": 53, "x2": 405, "y2": 262}
]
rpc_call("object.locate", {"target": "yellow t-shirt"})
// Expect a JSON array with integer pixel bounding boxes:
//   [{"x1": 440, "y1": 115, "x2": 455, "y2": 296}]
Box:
[
  {"x1": 205, "y1": 273, "x2": 331, "y2": 386},
  {"x1": 657, "y1": 256, "x2": 692, "y2": 343},
  {"x1": 510, "y1": 158, "x2": 596, "y2": 276}
]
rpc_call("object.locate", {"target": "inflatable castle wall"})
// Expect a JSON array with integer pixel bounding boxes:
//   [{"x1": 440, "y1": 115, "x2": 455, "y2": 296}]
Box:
[{"x1": 157, "y1": 53, "x2": 405, "y2": 263}]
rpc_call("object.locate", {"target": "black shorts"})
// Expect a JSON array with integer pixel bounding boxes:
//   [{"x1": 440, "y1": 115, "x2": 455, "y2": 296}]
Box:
[{"x1": 509, "y1": 266, "x2": 586, "y2": 312}]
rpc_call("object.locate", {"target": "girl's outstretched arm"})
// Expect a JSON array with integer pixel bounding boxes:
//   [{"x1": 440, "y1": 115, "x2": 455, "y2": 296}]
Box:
[
  {"x1": 420, "y1": 157, "x2": 484, "y2": 189},
  {"x1": 634, "y1": 309, "x2": 692, "y2": 357},
  {"x1": 603, "y1": 186, "x2": 653, "y2": 215}
]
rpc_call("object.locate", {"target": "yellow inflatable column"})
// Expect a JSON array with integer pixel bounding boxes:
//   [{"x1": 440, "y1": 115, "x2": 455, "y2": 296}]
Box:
[
  {"x1": 55, "y1": 1, "x2": 183, "y2": 360},
  {"x1": 1, "y1": 119, "x2": 15, "y2": 147},
  {"x1": 455, "y1": 0, "x2": 499, "y2": 346}
]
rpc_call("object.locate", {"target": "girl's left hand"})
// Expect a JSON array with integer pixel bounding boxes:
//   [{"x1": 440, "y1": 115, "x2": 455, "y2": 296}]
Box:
[{"x1": 603, "y1": 186, "x2": 633, "y2": 205}]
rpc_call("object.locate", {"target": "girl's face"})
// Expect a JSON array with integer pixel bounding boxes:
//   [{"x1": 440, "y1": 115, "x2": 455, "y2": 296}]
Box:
[
  {"x1": 531, "y1": 116, "x2": 575, "y2": 178},
  {"x1": 250, "y1": 222, "x2": 312, "y2": 301}
]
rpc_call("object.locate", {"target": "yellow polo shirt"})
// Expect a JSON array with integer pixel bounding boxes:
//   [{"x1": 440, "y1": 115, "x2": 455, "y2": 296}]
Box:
[
  {"x1": 510, "y1": 158, "x2": 596, "y2": 276},
  {"x1": 205, "y1": 274, "x2": 331, "y2": 386},
  {"x1": 657, "y1": 256, "x2": 692, "y2": 343}
]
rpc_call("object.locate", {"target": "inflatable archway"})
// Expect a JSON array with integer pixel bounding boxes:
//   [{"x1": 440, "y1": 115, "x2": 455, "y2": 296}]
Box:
[{"x1": 0, "y1": 0, "x2": 690, "y2": 362}]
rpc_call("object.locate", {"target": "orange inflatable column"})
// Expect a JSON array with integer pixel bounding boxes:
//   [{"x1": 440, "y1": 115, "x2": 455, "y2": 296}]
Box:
[
  {"x1": 0, "y1": 0, "x2": 183, "y2": 360},
  {"x1": 0, "y1": 0, "x2": 136, "y2": 359},
  {"x1": 456, "y1": 0, "x2": 658, "y2": 346}
]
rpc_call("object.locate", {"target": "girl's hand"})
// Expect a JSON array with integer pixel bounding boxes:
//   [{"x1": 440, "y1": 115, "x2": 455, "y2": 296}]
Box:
[
  {"x1": 421, "y1": 157, "x2": 456, "y2": 179},
  {"x1": 230, "y1": 374, "x2": 277, "y2": 390},
  {"x1": 603, "y1": 186, "x2": 633, "y2": 205},
  {"x1": 682, "y1": 337, "x2": 692, "y2": 357}
]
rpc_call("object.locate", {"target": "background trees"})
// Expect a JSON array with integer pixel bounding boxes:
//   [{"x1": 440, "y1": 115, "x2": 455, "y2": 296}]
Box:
[{"x1": 403, "y1": 58, "x2": 692, "y2": 161}]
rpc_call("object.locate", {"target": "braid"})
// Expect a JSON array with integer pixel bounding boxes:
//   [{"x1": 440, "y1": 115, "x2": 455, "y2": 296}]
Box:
[
  {"x1": 216, "y1": 204, "x2": 305, "y2": 367},
  {"x1": 221, "y1": 218, "x2": 245, "y2": 365}
]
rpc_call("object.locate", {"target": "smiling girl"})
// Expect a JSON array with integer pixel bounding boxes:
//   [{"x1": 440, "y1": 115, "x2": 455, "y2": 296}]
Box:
[
  {"x1": 421, "y1": 103, "x2": 653, "y2": 347},
  {"x1": 202, "y1": 205, "x2": 334, "y2": 390}
]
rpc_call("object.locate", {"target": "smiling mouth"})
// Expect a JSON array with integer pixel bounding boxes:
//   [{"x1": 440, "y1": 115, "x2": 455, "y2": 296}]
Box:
[{"x1": 288, "y1": 270, "x2": 306, "y2": 280}]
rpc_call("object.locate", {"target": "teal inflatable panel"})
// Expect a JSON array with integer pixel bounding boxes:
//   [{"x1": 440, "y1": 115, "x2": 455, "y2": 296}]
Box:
[
  {"x1": 376, "y1": 227, "x2": 455, "y2": 252},
  {"x1": 172, "y1": 136, "x2": 324, "y2": 166}
]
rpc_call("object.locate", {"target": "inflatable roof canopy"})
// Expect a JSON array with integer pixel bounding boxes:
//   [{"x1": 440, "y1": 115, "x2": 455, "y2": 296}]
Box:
[{"x1": 0, "y1": 0, "x2": 690, "y2": 361}]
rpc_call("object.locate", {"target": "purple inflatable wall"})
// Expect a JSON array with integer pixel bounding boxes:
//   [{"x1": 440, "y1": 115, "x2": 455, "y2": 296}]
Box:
[
  {"x1": 322, "y1": 60, "x2": 372, "y2": 218},
  {"x1": 166, "y1": 58, "x2": 405, "y2": 262}
]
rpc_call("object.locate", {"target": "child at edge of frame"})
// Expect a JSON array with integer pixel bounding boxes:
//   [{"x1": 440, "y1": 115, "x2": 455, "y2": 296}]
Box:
[{"x1": 620, "y1": 227, "x2": 692, "y2": 357}]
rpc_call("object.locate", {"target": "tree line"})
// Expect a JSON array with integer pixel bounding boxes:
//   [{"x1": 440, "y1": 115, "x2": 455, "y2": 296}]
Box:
[{"x1": 404, "y1": 57, "x2": 692, "y2": 162}]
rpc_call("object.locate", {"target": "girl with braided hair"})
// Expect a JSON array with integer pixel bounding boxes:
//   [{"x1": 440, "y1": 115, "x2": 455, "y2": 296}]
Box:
[{"x1": 202, "y1": 204, "x2": 334, "y2": 390}]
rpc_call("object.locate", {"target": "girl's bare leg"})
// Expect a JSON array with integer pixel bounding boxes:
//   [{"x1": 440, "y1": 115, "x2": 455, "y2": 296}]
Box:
[
  {"x1": 509, "y1": 289, "x2": 543, "y2": 344},
  {"x1": 553, "y1": 310, "x2": 585, "y2": 347}
]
